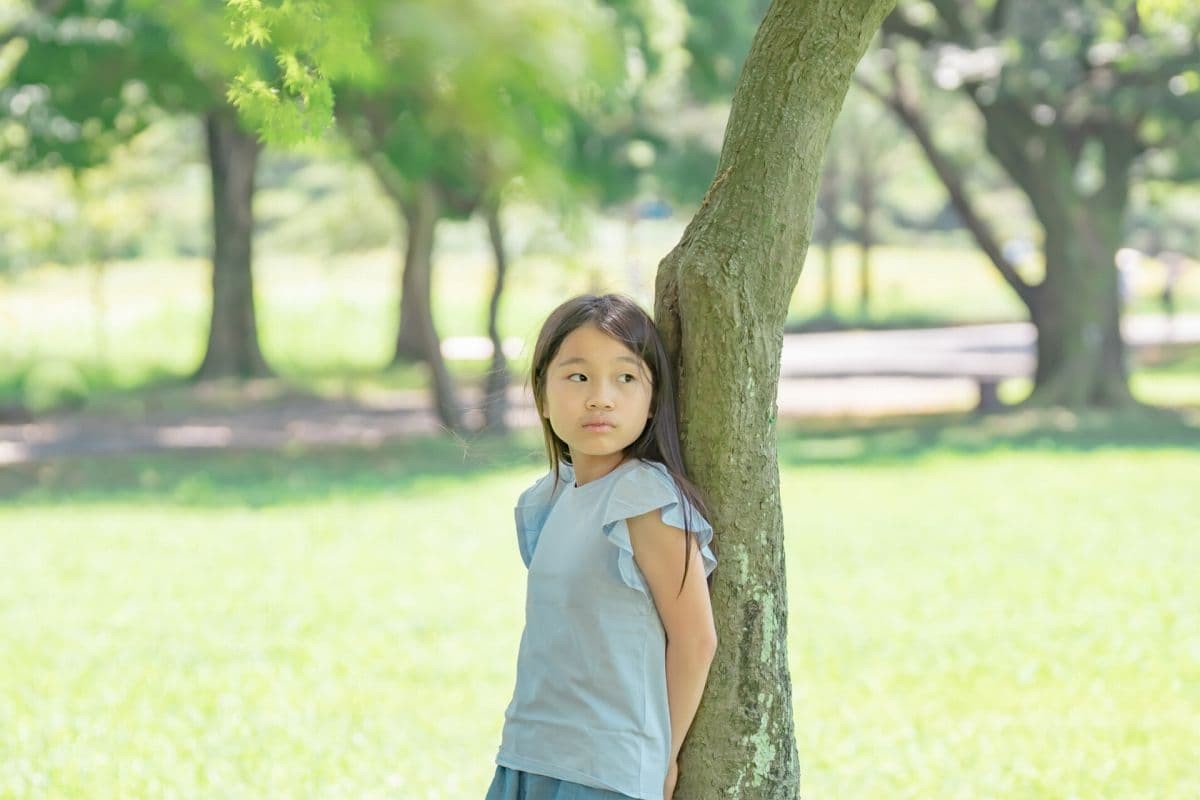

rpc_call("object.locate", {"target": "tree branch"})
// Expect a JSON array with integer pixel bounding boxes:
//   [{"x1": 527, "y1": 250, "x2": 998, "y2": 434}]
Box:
[
  {"x1": 856, "y1": 72, "x2": 1035, "y2": 305},
  {"x1": 336, "y1": 101, "x2": 412, "y2": 208},
  {"x1": 927, "y1": 0, "x2": 973, "y2": 45},
  {"x1": 880, "y1": 9, "x2": 936, "y2": 47},
  {"x1": 986, "y1": 0, "x2": 1009, "y2": 33}
]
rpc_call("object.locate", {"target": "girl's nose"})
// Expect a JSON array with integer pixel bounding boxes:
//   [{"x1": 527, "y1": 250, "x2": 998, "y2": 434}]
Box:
[{"x1": 587, "y1": 395, "x2": 614, "y2": 410}]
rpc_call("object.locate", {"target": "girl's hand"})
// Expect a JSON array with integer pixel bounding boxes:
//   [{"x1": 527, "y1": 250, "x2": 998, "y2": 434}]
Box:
[{"x1": 663, "y1": 760, "x2": 678, "y2": 800}]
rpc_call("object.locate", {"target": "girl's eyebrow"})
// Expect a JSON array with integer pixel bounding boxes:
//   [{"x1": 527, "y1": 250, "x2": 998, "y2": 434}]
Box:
[{"x1": 556, "y1": 355, "x2": 640, "y2": 367}]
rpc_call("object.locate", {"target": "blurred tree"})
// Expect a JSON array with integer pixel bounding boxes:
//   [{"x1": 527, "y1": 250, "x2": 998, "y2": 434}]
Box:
[
  {"x1": 864, "y1": 0, "x2": 1200, "y2": 407},
  {"x1": 224, "y1": 0, "x2": 674, "y2": 433},
  {"x1": 1, "y1": 0, "x2": 273, "y2": 380}
]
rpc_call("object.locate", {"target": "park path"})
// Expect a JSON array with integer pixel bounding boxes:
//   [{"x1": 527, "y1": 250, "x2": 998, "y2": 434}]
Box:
[{"x1": 2, "y1": 313, "x2": 1198, "y2": 467}]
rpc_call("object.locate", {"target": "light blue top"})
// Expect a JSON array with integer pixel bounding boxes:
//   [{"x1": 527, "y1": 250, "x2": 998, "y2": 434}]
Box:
[{"x1": 496, "y1": 458, "x2": 717, "y2": 800}]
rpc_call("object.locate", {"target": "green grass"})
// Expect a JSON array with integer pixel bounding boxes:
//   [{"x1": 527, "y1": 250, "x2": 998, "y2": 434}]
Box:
[{"x1": 3, "y1": 412, "x2": 1199, "y2": 798}]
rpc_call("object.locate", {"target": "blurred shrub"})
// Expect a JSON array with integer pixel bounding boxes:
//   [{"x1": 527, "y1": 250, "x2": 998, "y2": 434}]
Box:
[{"x1": 22, "y1": 360, "x2": 90, "y2": 413}]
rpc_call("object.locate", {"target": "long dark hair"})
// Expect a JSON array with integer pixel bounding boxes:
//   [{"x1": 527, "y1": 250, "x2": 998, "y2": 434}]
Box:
[{"x1": 530, "y1": 294, "x2": 713, "y2": 592}]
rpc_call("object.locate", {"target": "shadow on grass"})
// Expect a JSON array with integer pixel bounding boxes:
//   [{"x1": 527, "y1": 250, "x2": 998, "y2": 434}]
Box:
[
  {"x1": 5, "y1": 405, "x2": 1199, "y2": 507},
  {"x1": 0, "y1": 428, "x2": 547, "y2": 507},
  {"x1": 777, "y1": 404, "x2": 1200, "y2": 469}
]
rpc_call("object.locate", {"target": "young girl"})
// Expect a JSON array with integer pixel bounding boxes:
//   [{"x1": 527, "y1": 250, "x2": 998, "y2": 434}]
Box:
[{"x1": 485, "y1": 294, "x2": 718, "y2": 800}]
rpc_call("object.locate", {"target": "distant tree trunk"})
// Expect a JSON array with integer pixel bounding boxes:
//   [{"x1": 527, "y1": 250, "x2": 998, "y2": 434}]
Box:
[
  {"x1": 654, "y1": 0, "x2": 895, "y2": 796},
  {"x1": 394, "y1": 187, "x2": 438, "y2": 365},
  {"x1": 394, "y1": 238, "x2": 427, "y2": 362},
  {"x1": 337, "y1": 102, "x2": 426, "y2": 363},
  {"x1": 816, "y1": 159, "x2": 840, "y2": 316},
  {"x1": 398, "y1": 181, "x2": 463, "y2": 431},
  {"x1": 855, "y1": 146, "x2": 875, "y2": 317},
  {"x1": 195, "y1": 109, "x2": 270, "y2": 380},
  {"x1": 481, "y1": 199, "x2": 510, "y2": 434},
  {"x1": 90, "y1": 259, "x2": 108, "y2": 372},
  {"x1": 1026, "y1": 175, "x2": 1131, "y2": 406},
  {"x1": 982, "y1": 114, "x2": 1135, "y2": 407}
]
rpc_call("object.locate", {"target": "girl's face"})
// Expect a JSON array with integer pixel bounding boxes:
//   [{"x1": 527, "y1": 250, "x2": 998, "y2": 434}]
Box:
[{"x1": 541, "y1": 324, "x2": 653, "y2": 477}]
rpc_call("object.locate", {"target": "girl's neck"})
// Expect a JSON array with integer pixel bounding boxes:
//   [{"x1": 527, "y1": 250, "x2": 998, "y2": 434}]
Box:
[{"x1": 571, "y1": 453, "x2": 630, "y2": 486}]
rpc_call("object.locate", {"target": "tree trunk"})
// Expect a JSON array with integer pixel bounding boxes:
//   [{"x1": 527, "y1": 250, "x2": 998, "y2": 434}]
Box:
[
  {"x1": 1026, "y1": 198, "x2": 1132, "y2": 407},
  {"x1": 481, "y1": 200, "x2": 510, "y2": 434},
  {"x1": 394, "y1": 188, "x2": 437, "y2": 365},
  {"x1": 395, "y1": 240, "x2": 427, "y2": 362},
  {"x1": 982, "y1": 120, "x2": 1135, "y2": 408},
  {"x1": 398, "y1": 182, "x2": 463, "y2": 431},
  {"x1": 654, "y1": 1, "x2": 894, "y2": 796},
  {"x1": 817, "y1": 160, "x2": 839, "y2": 316},
  {"x1": 855, "y1": 150, "x2": 874, "y2": 317},
  {"x1": 195, "y1": 109, "x2": 270, "y2": 380}
]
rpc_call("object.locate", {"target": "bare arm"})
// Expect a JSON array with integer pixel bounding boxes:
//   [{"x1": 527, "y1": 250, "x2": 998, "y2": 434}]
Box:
[{"x1": 627, "y1": 509, "x2": 718, "y2": 795}]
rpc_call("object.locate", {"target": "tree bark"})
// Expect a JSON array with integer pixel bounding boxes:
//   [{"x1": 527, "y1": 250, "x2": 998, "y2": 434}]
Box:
[
  {"x1": 398, "y1": 182, "x2": 464, "y2": 431},
  {"x1": 195, "y1": 109, "x2": 270, "y2": 380},
  {"x1": 481, "y1": 199, "x2": 510, "y2": 434},
  {"x1": 654, "y1": 1, "x2": 894, "y2": 796}
]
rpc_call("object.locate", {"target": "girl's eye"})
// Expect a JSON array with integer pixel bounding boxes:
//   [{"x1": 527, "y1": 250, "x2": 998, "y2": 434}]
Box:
[
  {"x1": 567, "y1": 373, "x2": 587, "y2": 382},
  {"x1": 618, "y1": 373, "x2": 637, "y2": 383}
]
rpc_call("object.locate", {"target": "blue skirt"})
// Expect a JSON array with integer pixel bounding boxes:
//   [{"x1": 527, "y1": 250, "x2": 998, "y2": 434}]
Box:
[{"x1": 485, "y1": 765, "x2": 636, "y2": 800}]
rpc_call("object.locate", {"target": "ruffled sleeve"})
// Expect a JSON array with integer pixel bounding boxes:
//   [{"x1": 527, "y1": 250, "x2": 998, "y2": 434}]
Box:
[
  {"x1": 601, "y1": 460, "x2": 717, "y2": 593},
  {"x1": 513, "y1": 465, "x2": 570, "y2": 567}
]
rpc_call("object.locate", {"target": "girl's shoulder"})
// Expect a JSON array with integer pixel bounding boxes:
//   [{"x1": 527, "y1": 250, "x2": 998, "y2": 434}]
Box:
[
  {"x1": 516, "y1": 462, "x2": 572, "y2": 508},
  {"x1": 621, "y1": 457, "x2": 680, "y2": 491},
  {"x1": 609, "y1": 460, "x2": 696, "y2": 522}
]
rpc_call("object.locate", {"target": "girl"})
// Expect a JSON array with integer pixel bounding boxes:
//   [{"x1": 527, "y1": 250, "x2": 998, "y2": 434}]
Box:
[{"x1": 486, "y1": 294, "x2": 718, "y2": 800}]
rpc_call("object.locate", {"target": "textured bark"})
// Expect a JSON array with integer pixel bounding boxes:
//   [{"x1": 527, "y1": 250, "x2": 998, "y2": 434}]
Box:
[
  {"x1": 481, "y1": 200, "x2": 510, "y2": 434},
  {"x1": 195, "y1": 110, "x2": 270, "y2": 380},
  {"x1": 654, "y1": 1, "x2": 895, "y2": 797},
  {"x1": 398, "y1": 182, "x2": 463, "y2": 431}
]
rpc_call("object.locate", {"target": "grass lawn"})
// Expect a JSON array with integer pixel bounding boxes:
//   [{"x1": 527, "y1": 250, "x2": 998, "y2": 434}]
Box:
[{"x1": 2, "y1": 411, "x2": 1198, "y2": 798}]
